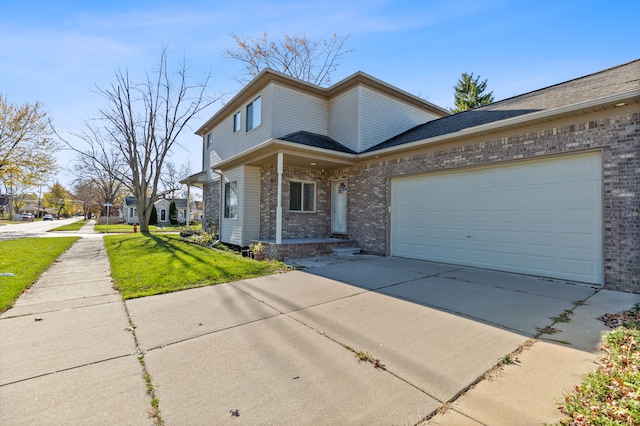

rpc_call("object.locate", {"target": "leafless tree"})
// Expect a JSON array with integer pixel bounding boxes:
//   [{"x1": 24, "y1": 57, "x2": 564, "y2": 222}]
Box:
[
  {"x1": 224, "y1": 32, "x2": 352, "y2": 87},
  {"x1": 67, "y1": 49, "x2": 215, "y2": 232},
  {"x1": 159, "y1": 161, "x2": 192, "y2": 199},
  {"x1": 71, "y1": 127, "x2": 128, "y2": 216}
]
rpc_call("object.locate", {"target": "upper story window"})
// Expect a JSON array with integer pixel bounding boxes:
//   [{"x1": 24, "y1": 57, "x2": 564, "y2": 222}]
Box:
[
  {"x1": 206, "y1": 133, "x2": 212, "y2": 149},
  {"x1": 233, "y1": 111, "x2": 241, "y2": 132},
  {"x1": 246, "y1": 96, "x2": 261, "y2": 131},
  {"x1": 289, "y1": 180, "x2": 316, "y2": 213}
]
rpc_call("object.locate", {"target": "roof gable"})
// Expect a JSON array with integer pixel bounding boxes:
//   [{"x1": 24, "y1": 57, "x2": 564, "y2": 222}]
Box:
[
  {"x1": 366, "y1": 58, "x2": 640, "y2": 153},
  {"x1": 196, "y1": 69, "x2": 449, "y2": 136}
]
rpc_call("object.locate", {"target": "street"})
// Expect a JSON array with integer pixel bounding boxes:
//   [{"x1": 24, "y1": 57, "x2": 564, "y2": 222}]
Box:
[{"x1": 0, "y1": 217, "x2": 84, "y2": 241}]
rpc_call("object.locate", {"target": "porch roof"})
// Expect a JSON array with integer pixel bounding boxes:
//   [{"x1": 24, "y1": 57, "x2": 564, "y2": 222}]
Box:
[
  {"x1": 211, "y1": 137, "x2": 357, "y2": 172},
  {"x1": 180, "y1": 170, "x2": 208, "y2": 188}
]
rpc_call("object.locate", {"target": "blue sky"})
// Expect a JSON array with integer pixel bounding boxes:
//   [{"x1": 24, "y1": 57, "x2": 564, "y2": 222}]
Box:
[{"x1": 1, "y1": 0, "x2": 637, "y2": 189}]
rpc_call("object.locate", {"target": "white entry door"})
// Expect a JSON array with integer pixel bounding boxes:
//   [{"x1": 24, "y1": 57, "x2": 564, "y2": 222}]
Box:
[
  {"x1": 391, "y1": 152, "x2": 603, "y2": 284},
  {"x1": 332, "y1": 180, "x2": 348, "y2": 234}
]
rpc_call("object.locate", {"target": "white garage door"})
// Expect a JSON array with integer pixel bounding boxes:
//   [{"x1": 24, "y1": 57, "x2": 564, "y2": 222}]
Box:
[{"x1": 391, "y1": 152, "x2": 602, "y2": 284}]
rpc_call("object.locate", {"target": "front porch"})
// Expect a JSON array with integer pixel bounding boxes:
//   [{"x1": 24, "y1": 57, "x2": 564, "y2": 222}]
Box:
[{"x1": 250, "y1": 238, "x2": 360, "y2": 261}]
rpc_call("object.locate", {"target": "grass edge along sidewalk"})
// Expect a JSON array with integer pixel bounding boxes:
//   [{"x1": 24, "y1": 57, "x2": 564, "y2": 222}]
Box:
[
  {"x1": 0, "y1": 237, "x2": 79, "y2": 313},
  {"x1": 104, "y1": 233, "x2": 287, "y2": 300}
]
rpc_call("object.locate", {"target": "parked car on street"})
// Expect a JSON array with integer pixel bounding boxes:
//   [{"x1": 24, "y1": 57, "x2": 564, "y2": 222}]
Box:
[
  {"x1": 43, "y1": 214, "x2": 54, "y2": 221},
  {"x1": 21, "y1": 213, "x2": 34, "y2": 222}
]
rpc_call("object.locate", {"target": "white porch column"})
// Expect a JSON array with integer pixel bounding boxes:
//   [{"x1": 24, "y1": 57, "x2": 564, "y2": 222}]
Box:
[
  {"x1": 185, "y1": 179, "x2": 191, "y2": 231},
  {"x1": 276, "y1": 152, "x2": 283, "y2": 244}
]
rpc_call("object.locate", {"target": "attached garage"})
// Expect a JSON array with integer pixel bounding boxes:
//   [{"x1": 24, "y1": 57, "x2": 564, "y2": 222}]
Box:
[{"x1": 390, "y1": 152, "x2": 603, "y2": 284}]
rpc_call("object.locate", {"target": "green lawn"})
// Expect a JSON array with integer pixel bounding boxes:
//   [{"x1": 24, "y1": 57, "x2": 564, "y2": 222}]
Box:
[
  {"x1": 0, "y1": 237, "x2": 79, "y2": 312},
  {"x1": 49, "y1": 220, "x2": 89, "y2": 231},
  {"x1": 104, "y1": 234, "x2": 286, "y2": 299},
  {"x1": 95, "y1": 223, "x2": 202, "y2": 233}
]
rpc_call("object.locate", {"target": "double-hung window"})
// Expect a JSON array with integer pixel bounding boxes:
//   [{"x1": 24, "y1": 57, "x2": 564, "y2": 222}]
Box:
[
  {"x1": 246, "y1": 96, "x2": 261, "y2": 131},
  {"x1": 233, "y1": 111, "x2": 241, "y2": 132},
  {"x1": 224, "y1": 181, "x2": 238, "y2": 219},
  {"x1": 289, "y1": 181, "x2": 315, "y2": 212}
]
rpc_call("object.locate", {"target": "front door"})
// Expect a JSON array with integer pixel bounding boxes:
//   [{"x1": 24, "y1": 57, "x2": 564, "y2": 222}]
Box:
[{"x1": 331, "y1": 180, "x2": 348, "y2": 234}]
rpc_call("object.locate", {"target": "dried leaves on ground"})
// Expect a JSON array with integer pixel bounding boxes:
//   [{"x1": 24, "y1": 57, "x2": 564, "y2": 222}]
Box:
[{"x1": 558, "y1": 304, "x2": 640, "y2": 425}]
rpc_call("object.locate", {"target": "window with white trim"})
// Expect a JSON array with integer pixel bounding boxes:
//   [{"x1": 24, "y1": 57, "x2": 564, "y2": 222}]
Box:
[
  {"x1": 224, "y1": 181, "x2": 238, "y2": 219},
  {"x1": 246, "y1": 96, "x2": 261, "y2": 131},
  {"x1": 206, "y1": 133, "x2": 212, "y2": 149},
  {"x1": 233, "y1": 111, "x2": 241, "y2": 132},
  {"x1": 289, "y1": 181, "x2": 315, "y2": 212}
]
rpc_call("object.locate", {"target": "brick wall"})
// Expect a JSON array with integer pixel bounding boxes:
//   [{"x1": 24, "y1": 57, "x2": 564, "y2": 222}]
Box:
[
  {"x1": 202, "y1": 180, "x2": 220, "y2": 235},
  {"x1": 253, "y1": 110, "x2": 638, "y2": 291},
  {"x1": 343, "y1": 111, "x2": 639, "y2": 291},
  {"x1": 260, "y1": 165, "x2": 331, "y2": 239}
]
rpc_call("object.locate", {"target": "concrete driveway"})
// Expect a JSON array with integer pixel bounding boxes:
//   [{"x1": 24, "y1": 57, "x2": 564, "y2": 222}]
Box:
[
  {"x1": 124, "y1": 254, "x2": 606, "y2": 425},
  {"x1": 4, "y1": 231, "x2": 635, "y2": 425}
]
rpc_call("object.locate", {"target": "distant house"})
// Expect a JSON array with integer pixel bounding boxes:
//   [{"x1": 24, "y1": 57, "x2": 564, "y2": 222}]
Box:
[
  {"x1": 184, "y1": 59, "x2": 640, "y2": 292},
  {"x1": 123, "y1": 196, "x2": 191, "y2": 225}
]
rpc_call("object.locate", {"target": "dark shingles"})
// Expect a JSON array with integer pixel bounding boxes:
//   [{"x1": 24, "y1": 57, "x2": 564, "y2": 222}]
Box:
[
  {"x1": 365, "y1": 59, "x2": 640, "y2": 153},
  {"x1": 279, "y1": 131, "x2": 357, "y2": 154}
]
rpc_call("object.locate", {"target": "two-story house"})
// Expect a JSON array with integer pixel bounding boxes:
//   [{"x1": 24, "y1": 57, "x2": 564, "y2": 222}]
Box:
[{"x1": 186, "y1": 60, "x2": 640, "y2": 292}]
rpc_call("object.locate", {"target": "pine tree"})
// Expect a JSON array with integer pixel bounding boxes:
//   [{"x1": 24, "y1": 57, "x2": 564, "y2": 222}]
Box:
[
  {"x1": 149, "y1": 204, "x2": 158, "y2": 225},
  {"x1": 451, "y1": 72, "x2": 494, "y2": 113},
  {"x1": 169, "y1": 200, "x2": 178, "y2": 225}
]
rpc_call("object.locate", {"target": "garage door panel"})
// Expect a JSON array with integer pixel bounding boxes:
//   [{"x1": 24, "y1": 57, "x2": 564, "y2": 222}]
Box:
[
  {"x1": 527, "y1": 231, "x2": 558, "y2": 247},
  {"x1": 562, "y1": 233, "x2": 596, "y2": 249},
  {"x1": 391, "y1": 152, "x2": 602, "y2": 284}
]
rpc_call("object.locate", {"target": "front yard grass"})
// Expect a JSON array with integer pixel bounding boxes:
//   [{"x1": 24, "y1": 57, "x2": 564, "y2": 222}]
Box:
[
  {"x1": 49, "y1": 220, "x2": 89, "y2": 231},
  {"x1": 0, "y1": 237, "x2": 79, "y2": 312},
  {"x1": 95, "y1": 223, "x2": 201, "y2": 233},
  {"x1": 104, "y1": 234, "x2": 286, "y2": 299}
]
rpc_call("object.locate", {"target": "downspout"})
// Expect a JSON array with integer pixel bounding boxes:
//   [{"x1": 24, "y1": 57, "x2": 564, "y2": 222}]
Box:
[{"x1": 212, "y1": 169, "x2": 224, "y2": 241}]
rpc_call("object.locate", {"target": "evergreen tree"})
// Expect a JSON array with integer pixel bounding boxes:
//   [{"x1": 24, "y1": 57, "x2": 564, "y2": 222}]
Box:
[
  {"x1": 169, "y1": 200, "x2": 178, "y2": 225},
  {"x1": 451, "y1": 72, "x2": 494, "y2": 113},
  {"x1": 149, "y1": 204, "x2": 158, "y2": 225}
]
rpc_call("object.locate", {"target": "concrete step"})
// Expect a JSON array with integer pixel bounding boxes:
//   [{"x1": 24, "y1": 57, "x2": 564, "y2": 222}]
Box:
[{"x1": 332, "y1": 247, "x2": 361, "y2": 257}]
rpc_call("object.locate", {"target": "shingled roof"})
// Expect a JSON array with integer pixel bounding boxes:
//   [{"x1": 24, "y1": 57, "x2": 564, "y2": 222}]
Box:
[
  {"x1": 364, "y1": 58, "x2": 640, "y2": 153},
  {"x1": 278, "y1": 130, "x2": 357, "y2": 154}
]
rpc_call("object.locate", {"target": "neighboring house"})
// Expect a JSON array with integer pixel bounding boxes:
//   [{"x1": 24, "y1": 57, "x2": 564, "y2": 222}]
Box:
[
  {"x1": 186, "y1": 60, "x2": 640, "y2": 292},
  {"x1": 123, "y1": 196, "x2": 190, "y2": 225}
]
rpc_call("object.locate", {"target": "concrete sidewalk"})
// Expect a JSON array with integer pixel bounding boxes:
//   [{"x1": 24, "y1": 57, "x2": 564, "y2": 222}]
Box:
[
  {"x1": 0, "y1": 237, "x2": 151, "y2": 425},
  {"x1": 1, "y1": 237, "x2": 639, "y2": 425}
]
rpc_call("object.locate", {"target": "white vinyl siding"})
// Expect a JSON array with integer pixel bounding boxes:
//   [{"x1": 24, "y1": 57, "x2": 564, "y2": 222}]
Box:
[
  {"x1": 359, "y1": 86, "x2": 437, "y2": 151},
  {"x1": 209, "y1": 85, "x2": 273, "y2": 163},
  {"x1": 220, "y1": 166, "x2": 260, "y2": 247},
  {"x1": 391, "y1": 152, "x2": 603, "y2": 284},
  {"x1": 243, "y1": 166, "x2": 261, "y2": 245},
  {"x1": 271, "y1": 83, "x2": 328, "y2": 138},
  {"x1": 328, "y1": 87, "x2": 359, "y2": 152},
  {"x1": 329, "y1": 86, "x2": 437, "y2": 152}
]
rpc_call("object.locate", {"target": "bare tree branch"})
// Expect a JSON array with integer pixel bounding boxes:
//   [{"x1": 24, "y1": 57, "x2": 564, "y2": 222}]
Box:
[
  {"x1": 61, "y1": 48, "x2": 217, "y2": 232},
  {"x1": 224, "y1": 32, "x2": 352, "y2": 86}
]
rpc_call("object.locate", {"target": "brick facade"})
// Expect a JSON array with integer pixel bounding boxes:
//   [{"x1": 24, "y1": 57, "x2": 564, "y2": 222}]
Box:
[
  {"x1": 249, "y1": 110, "x2": 638, "y2": 291},
  {"x1": 202, "y1": 180, "x2": 220, "y2": 235},
  {"x1": 259, "y1": 166, "x2": 332, "y2": 239}
]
